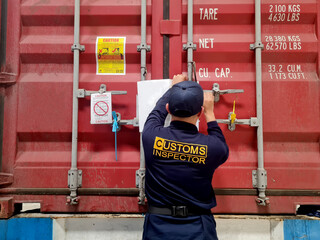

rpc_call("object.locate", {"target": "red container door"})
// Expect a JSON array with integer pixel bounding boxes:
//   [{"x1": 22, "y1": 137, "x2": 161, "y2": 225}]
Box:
[{"x1": 180, "y1": 0, "x2": 320, "y2": 213}]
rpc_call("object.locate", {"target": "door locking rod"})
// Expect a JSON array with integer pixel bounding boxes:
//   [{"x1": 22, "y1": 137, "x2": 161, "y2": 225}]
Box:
[
  {"x1": 217, "y1": 117, "x2": 259, "y2": 131},
  {"x1": 204, "y1": 83, "x2": 244, "y2": 102}
]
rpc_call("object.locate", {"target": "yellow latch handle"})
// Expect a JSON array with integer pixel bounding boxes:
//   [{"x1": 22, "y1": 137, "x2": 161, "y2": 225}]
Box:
[{"x1": 230, "y1": 100, "x2": 236, "y2": 124}]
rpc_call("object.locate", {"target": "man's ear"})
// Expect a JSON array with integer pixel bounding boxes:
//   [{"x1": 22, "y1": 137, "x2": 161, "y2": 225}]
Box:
[
  {"x1": 198, "y1": 106, "x2": 204, "y2": 118},
  {"x1": 166, "y1": 103, "x2": 171, "y2": 114}
]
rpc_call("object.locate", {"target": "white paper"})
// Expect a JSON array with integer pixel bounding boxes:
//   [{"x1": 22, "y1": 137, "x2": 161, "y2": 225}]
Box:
[
  {"x1": 90, "y1": 92, "x2": 112, "y2": 124},
  {"x1": 138, "y1": 80, "x2": 172, "y2": 132}
]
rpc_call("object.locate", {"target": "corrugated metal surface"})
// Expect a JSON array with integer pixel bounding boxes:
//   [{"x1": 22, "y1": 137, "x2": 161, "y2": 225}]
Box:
[{"x1": 0, "y1": 0, "x2": 319, "y2": 215}]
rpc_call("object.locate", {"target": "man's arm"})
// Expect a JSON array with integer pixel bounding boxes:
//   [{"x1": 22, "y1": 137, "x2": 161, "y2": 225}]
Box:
[
  {"x1": 203, "y1": 92, "x2": 228, "y2": 144},
  {"x1": 203, "y1": 92, "x2": 229, "y2": 165},
  {"x1": 143, "y1": 75, "x2": 188, "y2": 130}
]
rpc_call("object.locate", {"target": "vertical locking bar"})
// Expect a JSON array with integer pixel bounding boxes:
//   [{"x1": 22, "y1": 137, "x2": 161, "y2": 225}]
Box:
[
  {"x1": 252, "y1": 0, "x2": 268, "y2": 206},
  {"x1": 136, "y1": 0, "x2": 148, "y2": 205},
  {"x1": 68, "y1": 0, "x2": 83, "y2": 205},
  {"x1": 140, "y1": 0, "x2": 148, "y2": 81},
  {"x1": 137, "y1": 135, "x2": 146, "y2": 205},
  {"x1": 187, "y1": 0, "x2": 194, "y2": 81}
]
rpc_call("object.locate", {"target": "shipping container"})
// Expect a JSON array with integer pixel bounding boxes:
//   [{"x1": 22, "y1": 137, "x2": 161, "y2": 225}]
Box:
[{"x1": 0, "y1": 0, "x2": 319, "y2": 218}]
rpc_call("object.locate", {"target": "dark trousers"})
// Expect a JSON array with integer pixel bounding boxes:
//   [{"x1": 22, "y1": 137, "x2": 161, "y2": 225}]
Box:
[{"x1": 142, "y1": 213, "x2": 218, "y2": 240}]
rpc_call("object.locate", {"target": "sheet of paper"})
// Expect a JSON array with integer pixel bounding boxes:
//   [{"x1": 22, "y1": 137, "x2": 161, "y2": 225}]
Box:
[
  {"x1": 90, "y1": 92, "x2": 112, "y2": 124},
  {"x1": 137, "y1": 79, "x2": 172, "y2": 132}
]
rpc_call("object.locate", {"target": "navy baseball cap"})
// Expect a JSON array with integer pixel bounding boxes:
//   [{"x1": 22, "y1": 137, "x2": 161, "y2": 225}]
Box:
[{"x1": 168, "y1": 81, "x2": 204, "y2": 117}]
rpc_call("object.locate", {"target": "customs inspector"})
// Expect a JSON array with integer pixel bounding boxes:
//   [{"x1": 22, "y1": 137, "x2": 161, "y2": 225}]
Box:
[{"x1": 142, "y1": 74, "x2": 229, "y2": 240}]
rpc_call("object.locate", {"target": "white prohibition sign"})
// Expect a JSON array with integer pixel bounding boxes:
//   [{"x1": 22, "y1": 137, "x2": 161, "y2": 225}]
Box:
[{"x1": 94, "y1": 101, "x2": 109, "y2": 116}]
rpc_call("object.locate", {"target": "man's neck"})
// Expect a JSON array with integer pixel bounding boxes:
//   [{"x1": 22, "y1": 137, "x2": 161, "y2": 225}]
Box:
[{"x1": 171, "y1": 115, "x2": 198, "y2": 126}]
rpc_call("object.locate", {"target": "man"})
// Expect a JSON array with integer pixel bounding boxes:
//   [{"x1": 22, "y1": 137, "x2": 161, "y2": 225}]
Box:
[{"x1": 142, "y1": 74, "x2": 229, "y2": 240}]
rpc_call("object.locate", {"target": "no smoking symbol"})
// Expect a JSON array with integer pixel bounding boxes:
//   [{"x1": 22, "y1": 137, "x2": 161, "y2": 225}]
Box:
[{"x1": 94, "y1": 101, "x2": 109, "y2": 116}]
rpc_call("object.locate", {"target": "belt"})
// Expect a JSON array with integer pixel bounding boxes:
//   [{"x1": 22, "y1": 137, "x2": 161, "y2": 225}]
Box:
[{"x1": 148, "y1": 205, "x2": 211, "y2": 217}]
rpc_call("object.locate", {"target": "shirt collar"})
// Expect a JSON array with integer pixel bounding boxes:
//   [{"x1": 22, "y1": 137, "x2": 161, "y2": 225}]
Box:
[{"x1": 169, "y1": 120, "x2": 198, "y2": 133}]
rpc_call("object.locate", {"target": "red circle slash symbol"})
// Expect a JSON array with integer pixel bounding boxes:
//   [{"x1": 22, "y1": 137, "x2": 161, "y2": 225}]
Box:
[{"x1": 94, "y1": 101, "x2": 109, "y2": 116}]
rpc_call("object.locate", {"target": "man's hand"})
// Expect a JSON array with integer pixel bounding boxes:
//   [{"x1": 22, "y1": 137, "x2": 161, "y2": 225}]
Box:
[
  {"x1": 203, "y1": 92, "x2": 216, "y2": 122},
  {"x1": 172, "y1": 74, "x2": 188, "y2": 86}
]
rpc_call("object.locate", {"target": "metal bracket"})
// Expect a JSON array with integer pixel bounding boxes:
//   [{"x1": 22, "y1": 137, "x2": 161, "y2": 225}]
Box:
[
  {"x1": 136, "y1": 169, "x2": 146, "y2": 205},
  {"x1": 68, "y1": 169, "x2": 82, "y2": 189},
  {"x1": 71, "y1": 44, "x2": 85, "y2": 52},
  {"x1": 210, "y1": 83, "x2": 244, "y2": 102},
  {"x1": 66, "y1": 195, "x2": 80, "y2": 205},
  {"x1": 250, "y1": 117, "x2": 259, "y2": 127},
  {"x1": 183, "y1": 42, "x2": 197, "y2": 51},
  {"x1": 137, "y1": 43, "x2": 151, "y2": 52},
  {"x1": 77, "y1": 89, "x2": 86, "y2": 98},
  {"x1": 252, "y1": 169, "x2": 267, "y2": 190},
  {"x1": 250, "y1": 42, "x2": 264, "y2": 50},
  {"x1": 67, "y1": 169, "x2": 82, "y2": 205},
  {"x1": 252, "y1": 168, "x2": 269, "y2": 206},
  {"x1": 98, "y1": 84, "x2": 107, "y2": 93},
  {"x1": 256, "y1": 197, "x2": 270, "y2": 206}
]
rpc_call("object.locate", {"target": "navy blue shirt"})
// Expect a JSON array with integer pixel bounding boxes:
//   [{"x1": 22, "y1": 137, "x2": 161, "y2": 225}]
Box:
[
  {"x1": 142, "y1": 88, "x2": 229, "y2": 209},
  {"x1": 142, "y1": 88, "x2": 229, "y2": 240}
]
